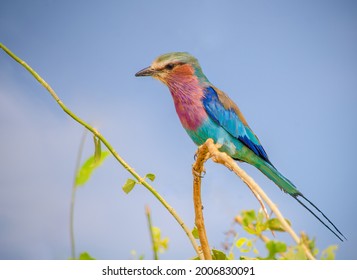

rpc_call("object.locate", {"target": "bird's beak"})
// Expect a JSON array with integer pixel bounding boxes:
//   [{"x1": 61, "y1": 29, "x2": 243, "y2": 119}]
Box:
[{"x1": 135, "y1": 66, "x2": 156, "y2": 77}]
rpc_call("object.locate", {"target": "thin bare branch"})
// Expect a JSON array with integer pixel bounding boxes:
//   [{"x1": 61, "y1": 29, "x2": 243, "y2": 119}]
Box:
[{"x1": 192, "y1": 143, "x2": 212, "y2": 260}]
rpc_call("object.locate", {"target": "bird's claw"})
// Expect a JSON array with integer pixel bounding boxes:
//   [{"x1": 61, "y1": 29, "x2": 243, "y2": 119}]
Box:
[{"x1": 192, "y1": 167, "x2": 206, "y2": 178}]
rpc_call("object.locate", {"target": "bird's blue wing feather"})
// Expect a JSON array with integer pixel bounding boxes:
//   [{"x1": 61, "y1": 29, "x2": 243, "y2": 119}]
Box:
[{"x1": 202, "y1": 86, "x2": 270, "y2": 163}]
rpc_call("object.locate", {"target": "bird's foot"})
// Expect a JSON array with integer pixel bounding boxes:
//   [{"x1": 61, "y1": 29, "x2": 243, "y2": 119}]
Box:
[{"x1": 192, "y1": 167, "x2": 206, "y2": 178}]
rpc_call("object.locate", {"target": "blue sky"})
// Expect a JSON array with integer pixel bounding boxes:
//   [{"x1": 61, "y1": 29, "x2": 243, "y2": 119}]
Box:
[{"x1": 0, "y1": 0, "x2": 356, "y2": 259}]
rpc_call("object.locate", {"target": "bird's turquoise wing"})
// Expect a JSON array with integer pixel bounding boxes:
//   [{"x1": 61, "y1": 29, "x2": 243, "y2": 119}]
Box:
[{"x1": 202, "y1": 86, "x2": 270, "y2": 163}]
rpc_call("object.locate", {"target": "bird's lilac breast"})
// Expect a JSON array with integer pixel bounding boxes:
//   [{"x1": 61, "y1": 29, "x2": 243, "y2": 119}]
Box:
[
  {"x1": 173, "y1": 97, "x2": 207, "y2": 130},
  {"x1": 167, "y1": 75, "x2": 208, "y2": 131}
]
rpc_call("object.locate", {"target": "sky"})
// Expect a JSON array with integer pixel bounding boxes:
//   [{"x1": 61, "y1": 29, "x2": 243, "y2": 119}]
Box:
[{"x1": 0, "y1": 0, "x2": 356, "y2": 260}]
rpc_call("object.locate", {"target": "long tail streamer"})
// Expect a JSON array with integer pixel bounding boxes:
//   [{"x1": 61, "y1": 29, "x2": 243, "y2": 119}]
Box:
[{"x1": 293, "y1": 194, "x2": 346, "y2": 242}]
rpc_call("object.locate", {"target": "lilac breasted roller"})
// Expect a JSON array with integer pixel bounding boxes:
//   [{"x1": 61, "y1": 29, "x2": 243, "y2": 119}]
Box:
[{"x1": 135, "y1": 52, "x2": 345, "y2": 241}]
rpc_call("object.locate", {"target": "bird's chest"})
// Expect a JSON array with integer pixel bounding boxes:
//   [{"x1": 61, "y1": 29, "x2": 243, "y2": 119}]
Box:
[
  {"x1": 168, "y1": 79, "x2": 208, "y2": 131},
  {"x1": 172, "y1": 97, "x2": 208, "y2": 131}
]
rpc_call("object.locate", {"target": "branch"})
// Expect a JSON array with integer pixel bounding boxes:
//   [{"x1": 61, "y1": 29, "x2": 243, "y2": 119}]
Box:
[
  {"x1": 192, "y1": 143, "x2": 212, "y2": 260},
  {"x1": 193, "y1": 138, "x2": 315, "y2": 260},
  {"x1": 0, "y1": 42, "x2": 203, "y2": 260}
]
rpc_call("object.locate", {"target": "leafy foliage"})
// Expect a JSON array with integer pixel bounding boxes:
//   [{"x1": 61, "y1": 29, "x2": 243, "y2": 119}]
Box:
[
  {"x1": 321, "y1": 245, "x2": 338, "y2": 260},
  {"x1": 190, "y1": 209, "x2": 338, "y2": 260},
  {"x1": 122, "y1": 173, "x2": 156, "y2": 194},
  {"x1": 223, "y1": 209, "x2": 337, "y2": 260},
  {"x1": 122, "y1": 179, "x2": 137, "y2": 194},
  {"x1": 211, "y1": 249, "x2": 229, "y2": 260},
  {"x1": 78, "y1": 252, "x2": 96, "y2": 260},
  {"x1": 192, "y1": 226, "x2": 199, "y2": 239},
  {"x1": 152, "y1": 226, "x2": 169, "y2": 254},
  {"x1": 145, "y1": 173, "x2": 156, "y2": 182},
  {"x1": 131, "y1": 207, "x2": 169, "y2": 260},
  {"x1": 75, "y1": 150, "x2": 110, "y2": 187},
  {"x1": 265, "y1": 240, "x2": 287, "y2": 259}
]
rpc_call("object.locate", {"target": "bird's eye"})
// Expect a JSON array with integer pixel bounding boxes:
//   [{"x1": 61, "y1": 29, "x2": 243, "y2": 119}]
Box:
[{"x1": 165, "y1": 63, "x2": 175, "y2": 70}]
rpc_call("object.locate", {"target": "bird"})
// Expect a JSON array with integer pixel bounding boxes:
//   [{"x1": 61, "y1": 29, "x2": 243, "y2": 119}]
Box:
[{"x1": 135, "y1": 52, "x2": 345, "y2": 241}]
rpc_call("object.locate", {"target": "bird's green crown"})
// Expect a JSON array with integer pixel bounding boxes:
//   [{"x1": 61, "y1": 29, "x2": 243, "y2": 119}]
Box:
[{"x1": 154, "y1": 52, "x2": 199, "y2": 68}]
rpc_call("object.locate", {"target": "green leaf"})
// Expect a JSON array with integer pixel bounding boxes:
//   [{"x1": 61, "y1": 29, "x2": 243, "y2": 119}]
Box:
[
  {"x1": 241, "y1": 248, "x2": 251, "y2": 253},
  {"x1": 146, "y1": 173, "x2": 156, "y2": 182},
  {"x1": 284, "y1": 247, "x2": 301, "y2": 260},
  {"x1": 265, "y1": 218, "x2": 291, "y2": 232},
  {"x1": 122, "y1": 178, "x2": 137, "y2": 194},
  {"x1": 212, "y1": 249, "x2": 228, "y2": 260},
  {"x1": 266, "y1": 240, "x2": 287, "y2": 259},
  {"x1": 75, "y1": 151, "x2": 110, "y2": 187},
  {"x1": 241, "y1": 210, "x2": 257, "y2": 226},
  {"x1": 240, "y1": 256, "x2": 258, "y2": 260},
  {"x1": 294, "y1": 245, "x2": 308, "y2": 260},
  {"x1": 256, "y1": 210, "x2": 265, "y2": 224},
  {"x1": 78, "y1": 252, "x2": 95, "y2": 260},
  {"x1": 93, "y1": 136, "x2": 101, "y2": 164},
  {"x1": 253, "y1": 247, "x2": 260, "y2": 255},
  {"x1": 255, "y1": 223, "x2": 267, "y2": 234},
  {"x1": 227, "y1": 251, "x2": 235, "y2": 260},
  {"x1": 238, "y1": 238, "x2": 253, "y2": 253},
  {"x1": 321, "y1": 245, "x2": 337, "y2": 260},
  {"x1": 246, "y1": 239, "x2": 253, "y2": 248},
  {"x1": 268, "y1": 241, "x2": 286, "y2": 253},
  {"x1": 242, "y1": 226, "x2": 257, "y2": 235},
  {"x1": 192, "y1": 226, "x2": 199, "y2": 239},
  {"x1": 160, "y1": 237, "x2": 169, "y2": 251},
  {"x1": 152, "y1": 226, "x2": 169, "y2": 254},
  {"x1": 236, "y1": 237, "x2": 247, "y2": 248}
]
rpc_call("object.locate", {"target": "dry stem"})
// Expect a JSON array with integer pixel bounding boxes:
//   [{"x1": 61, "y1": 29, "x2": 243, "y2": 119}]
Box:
[{"x1": 192, "y1": 143, "x2": 212, "y2": 260}]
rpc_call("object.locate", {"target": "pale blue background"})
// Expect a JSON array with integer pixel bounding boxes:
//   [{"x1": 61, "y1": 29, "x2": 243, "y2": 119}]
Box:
[{"x1": 0, "y1": 0, "x2": 356, "y2": 259}]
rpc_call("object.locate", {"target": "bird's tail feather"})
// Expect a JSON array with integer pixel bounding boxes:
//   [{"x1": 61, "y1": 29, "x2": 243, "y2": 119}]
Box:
[
  {"x1": 254, "y1": 159, "x2": 346, "y2": 241},
  {"x1": 294, "y1": 195, "x2": 346, "y2": 241}
]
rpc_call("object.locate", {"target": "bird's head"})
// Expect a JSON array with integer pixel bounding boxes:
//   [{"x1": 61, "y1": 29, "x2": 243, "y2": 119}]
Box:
[{"x1": 135, "y1": 52, "x2": 208, "y2": 86}]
